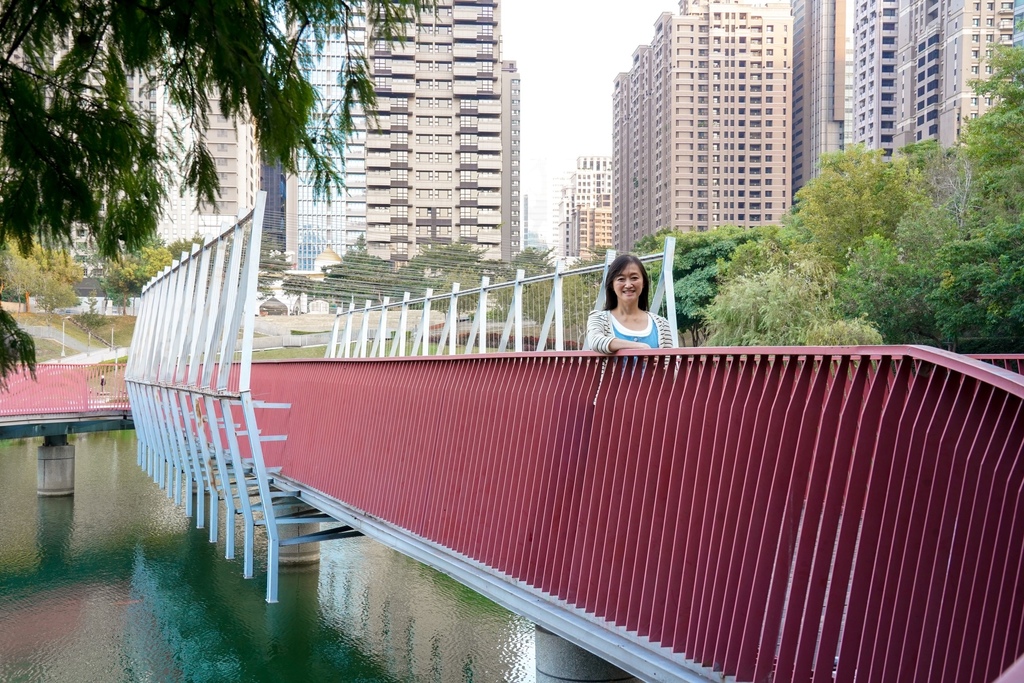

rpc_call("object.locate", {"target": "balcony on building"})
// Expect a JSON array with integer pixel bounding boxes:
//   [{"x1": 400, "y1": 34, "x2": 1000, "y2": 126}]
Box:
[
  {"x1": 476, "y1": 100, "x2": 501, "y2": 115},
  {"x1": 477, "y1": 229, "x2": 501, "y2": 244},
  {"x1": 366, "y1": 189, "x2": 391, "y2": 205},
  {"x1": 392, "y1": 60, "x2": 417, "y2": 76},
  {"x1": 478, "y1": 119, "x2": 501, "y2": 133},
  {"x1": 477, "y1": 136, "x2": 501, "y2": 152},
  {"x1": 477, "y1": 154, "x2": 502, "y2": 170},
  {"x1": 366, "y1": 224, "x2": 393, "y2": 242},
  {"x1": 477, "y1": 173, "x2": 500, "y2": 189},
  {"x1": 478, "y1": 209, "x2": 501, "y2": 225},
  {"x1": 453, "y1": 62, "x2": 480, "y2": 77}
]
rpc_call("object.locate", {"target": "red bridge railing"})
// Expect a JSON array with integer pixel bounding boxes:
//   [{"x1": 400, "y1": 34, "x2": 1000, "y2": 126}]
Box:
[
  {"x1": 0, "y1": 364, "x2": 129, "y2": 416},
  {"x1": 246, "y1": 346, "x2": 1024, "y2": 682}
]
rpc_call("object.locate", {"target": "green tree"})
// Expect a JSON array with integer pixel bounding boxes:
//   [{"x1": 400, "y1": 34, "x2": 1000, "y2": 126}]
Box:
[
  {"x1": 0, "y1": 0, "x2": 425, "y2": 379},
  {"x1": 0, "y1": 246, "x2": 83, "y2": 312},
  {"x1": 258, "y1": 243, "x2": 293, "y2": 298},
  {"x1": 321, "y1": 237, "x2": 397, "y2": 305},
  {"x1": 931, "y1": 219, "x2": 1024, "y2": 352},
  {"x1": 165, "y1": 234, "x2": 207, "y2": 261},
  {"x1": 704, "y1": 259, "x2": 882, "y2": 347},
  {"x1": 102, "y1": 245, "x2": 172, "y2": 313},
  {"x1": 637, "y1": 226, "x2": 764, "y2": 346},
  {"x1": 964, "y1": 44, "x2": 1024, "y2": 219},
  {"x1": 793, "y1": 146, "x2": 927, "y2": 267}
]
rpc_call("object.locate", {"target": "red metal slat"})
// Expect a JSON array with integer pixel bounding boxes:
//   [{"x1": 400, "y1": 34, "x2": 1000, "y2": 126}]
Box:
[
  {"x1": 677, "y1": 356, "x2": 730, "y2": 660},
  {"x1": 605, "y1": 356, "x2": 664, "y2": 627},
  {"x1": 491, "y1": 358, "x2": 535, "y2": 573},
  {"x1": 525, "y1": 357, "x2": 583, "y2": 589},
  {"x1": 701, "y1": 357, "x2": 760, "y2": 667},
  {"x1": 866, "y1": 360, "x2": 949, "y2": 682},
  {"x1": 508, "y1": 357, "x2": 554, "y2": 581},
  {"x1": 622, "y1": 356, "x2": 677, "y2": 632},
  {"x1": 748, "y1": 356, "x2": 836, "y2": 683},
  {"x1": 661, "y1": 354, "x2": 716, "y2": 654},
  {"x1": 633, "y1": 356, "x2": 692, "y2": 640},
  {"x1": 907, "y1": 372, "x2": 978, "y2": 683},
  {"x1": 770, "y1": 356, "x2": 861, "y2": 683},
  {"x1": 590, "y1": 357, "x2": 647, "y2": 619},
  {"x1": 455, "y1": 358, "x2": 503, "y2": 561},
  {"x1": 842, "y1": 358, "x2": 919, "y2": 682},
  {"x1": 536, "y1": 357, "x2": 592, "y2": 595},
  {"x1": 569, "y1": 357, "x2": 627, "y2": 609},
  {"x1": 979, "y1": 402, "x2": 1024, "y2": 681},
  {"x1": 712, "y1": 356, "x2": 776, "y2": 672},
  {"x1": 951, "y1": 393, "x2": 1017, "y2": 682},
  {"x1": 464, "y1": 357, "x2": 513, "y2": 563},
  {"x1": 792, "y1": 358, "x2": 875, "y2": 683},
  {"x1": 716, "y1": 355, "x2": 784, "y2": 673},
  {"x1": 691, "y1": 356, "x2": 743, "y2": 664},
  {"x1": 817, "y1": 358, "x2": 893, "y2": 683},
  {"x1": 926, "y1": 377, "x2": 995, "y2": 682},
  {"x1": 556, "y1": 357, "x2": 602, "y2": 605},
  {"x1": 597, "y1": 356, "x2": 658, "y2": 623}
]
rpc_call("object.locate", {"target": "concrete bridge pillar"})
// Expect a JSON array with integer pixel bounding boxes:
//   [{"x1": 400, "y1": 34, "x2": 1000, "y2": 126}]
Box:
[
  {"x1": 277, "y1": 504, "x2": 321, "y2": 566},
  {"x1": 37, "y1": 434, "x2": 75, "y2": 497},
  {"x1": 535, "y1": 626, "x2": 640, "y2": 683}
]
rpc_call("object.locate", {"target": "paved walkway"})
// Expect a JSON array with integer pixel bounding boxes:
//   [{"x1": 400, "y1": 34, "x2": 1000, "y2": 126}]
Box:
[{"x1": 46, "y1": 347, "x2": 126, "y2": 365}]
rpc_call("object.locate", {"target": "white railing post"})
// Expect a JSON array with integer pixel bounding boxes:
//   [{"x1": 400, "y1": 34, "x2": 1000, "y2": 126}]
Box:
[
  {"x1": 412, "y1": 288, "x2": 433, "y2": 355},
  {"x1": 357, "y1": 299, "x2": 372, "y2": 358},
  {"x1": 391, "y1": 292, "x2": 411, "y2": 357},
  {"x1": 649, "y1": 236, "x2": 678, "y2": 347}
]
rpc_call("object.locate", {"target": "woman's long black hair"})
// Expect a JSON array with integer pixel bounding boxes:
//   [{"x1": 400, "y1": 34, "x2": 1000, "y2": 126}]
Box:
[{"x1": 603, "y1": 254, "x2": 650, "y2": 311}]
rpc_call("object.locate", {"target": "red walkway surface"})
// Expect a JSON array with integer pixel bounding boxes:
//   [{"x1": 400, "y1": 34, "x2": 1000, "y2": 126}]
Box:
[
  {"x1": 248, "y1": 346, "x2": 1024, "y2": 683},
  {"x1": 0, "y1": 364, "x2": 128, "y2": 416}
]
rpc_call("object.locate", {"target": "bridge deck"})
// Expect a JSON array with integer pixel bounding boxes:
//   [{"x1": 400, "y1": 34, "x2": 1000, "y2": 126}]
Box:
[{"x1": 240, "y1": 347, "x2": 1024, "y2": 683}]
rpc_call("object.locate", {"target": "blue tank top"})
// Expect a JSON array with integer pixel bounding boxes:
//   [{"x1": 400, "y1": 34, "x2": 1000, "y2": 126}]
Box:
[{"x1": 610, "y1": 313, "x2": 660, "y2": 348}]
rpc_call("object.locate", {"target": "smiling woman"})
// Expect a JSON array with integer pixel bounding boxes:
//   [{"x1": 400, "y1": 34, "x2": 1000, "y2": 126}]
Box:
[{"x1": 585, "y1": 254, "x2": 674, "y2": 354}]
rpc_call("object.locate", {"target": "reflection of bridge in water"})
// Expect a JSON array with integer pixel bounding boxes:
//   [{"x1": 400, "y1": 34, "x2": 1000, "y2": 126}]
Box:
[{"x1": 10, "y1": 192, "x2": 1024, "y2": 682}]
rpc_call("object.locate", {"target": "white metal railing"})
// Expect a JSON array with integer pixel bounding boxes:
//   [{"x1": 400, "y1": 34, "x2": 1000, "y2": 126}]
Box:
[
  {"x1": 325, "y1": 238, "x2": 678, "y2": 359},
  {"x1": 125, "y1": 192, "x2": 286, "y2": 602}
]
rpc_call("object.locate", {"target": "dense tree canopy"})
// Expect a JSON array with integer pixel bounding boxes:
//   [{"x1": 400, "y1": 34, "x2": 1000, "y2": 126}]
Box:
[
  {"x1": 0, "y1": 0, "x2": 426, "y2": 378},
  {"x1": 792, "y1": 145, "x2": 927, "y2": 267}
]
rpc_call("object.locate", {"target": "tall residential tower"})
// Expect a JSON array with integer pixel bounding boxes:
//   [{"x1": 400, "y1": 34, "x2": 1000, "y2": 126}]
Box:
[
  {"x1": 612, "y1": 0, "x2": 792, "y2": 251},
  {"x1": 791, "y1": 0, "x2": 855, "y2": 193}
]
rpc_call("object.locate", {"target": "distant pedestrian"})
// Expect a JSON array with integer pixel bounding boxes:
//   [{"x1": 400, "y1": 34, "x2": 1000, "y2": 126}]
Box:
[{"x1": 100, "y1": 374, "x2": 106, "y2": 394}]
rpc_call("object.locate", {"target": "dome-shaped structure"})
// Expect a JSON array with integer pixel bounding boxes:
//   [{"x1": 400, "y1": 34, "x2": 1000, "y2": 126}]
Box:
[{"x1": 313, "y1": 247, "x2": 342, "y2": 272}]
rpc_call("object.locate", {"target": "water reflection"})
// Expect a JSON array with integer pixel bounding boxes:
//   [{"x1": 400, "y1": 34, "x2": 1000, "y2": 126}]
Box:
[{"x1": 0, "y1": 432, "x2": 533, "y2": 682}]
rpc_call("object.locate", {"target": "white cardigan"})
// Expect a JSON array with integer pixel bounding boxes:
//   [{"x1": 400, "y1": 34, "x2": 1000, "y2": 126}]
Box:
[{"x1": 586, "y1": 310, "x2": 675, "y2": 354}]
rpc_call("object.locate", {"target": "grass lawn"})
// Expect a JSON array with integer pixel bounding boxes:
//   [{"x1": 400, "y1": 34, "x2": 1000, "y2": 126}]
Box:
[{"x1": 12, "y1": 312, "x2": 138, "y2": 348}]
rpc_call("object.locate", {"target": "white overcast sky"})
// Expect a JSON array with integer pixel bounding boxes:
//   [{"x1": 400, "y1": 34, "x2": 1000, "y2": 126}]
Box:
[{"x1": 501, "y1": 0, "x2": 681, "y2": 234}]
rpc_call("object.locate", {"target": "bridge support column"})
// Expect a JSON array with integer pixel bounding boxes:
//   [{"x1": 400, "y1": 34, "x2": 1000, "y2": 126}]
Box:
[
  {"x1": 535, "y1": 626, "x2": 639, "y2": 683},
  {"x1": 37, "y1": 434, "x2": 75, "y2": 497},
  {"x1": 277, "y1": 504, "x2": 321, "y2": 566}
]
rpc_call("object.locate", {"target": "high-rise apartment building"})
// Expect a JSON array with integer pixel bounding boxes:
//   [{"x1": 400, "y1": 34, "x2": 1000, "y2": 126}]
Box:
[
  {"x1": 578, "y1": 198, "x2": 613, "y2": 260},
  {"x1": 500, "y1": 60, "x2": 522, "y2": 260},
  {"x1": 129, "y1": 75, "x2": 260, "y2": 245},
  {"x1": 852, "y1": 0, "x2": 899, "y2": 155},
  {"x1": 550, "y1": 158, "x2": 612, "y2": 259},
  {"x1": 363, "y1": 0, "x2": 507, "y2": 265},
  {"x1": 288, "y1": 22, "x2": 369, "y2": 272},
  {"x1": 893, "y1": 0, "x2": 1015, "y2": 148},
  {"x1": 612, "y1": 0, "x2": 793, "y2": 251},
  {"x1": 791, "y1": 0, "x2": 854, "y2": 193},
  {"x1": 552, "y1": 176, "x2": 574, "y2": 260},
  {"x1": 287, "y1": 0, "x2": 514, "y2": 271}
]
